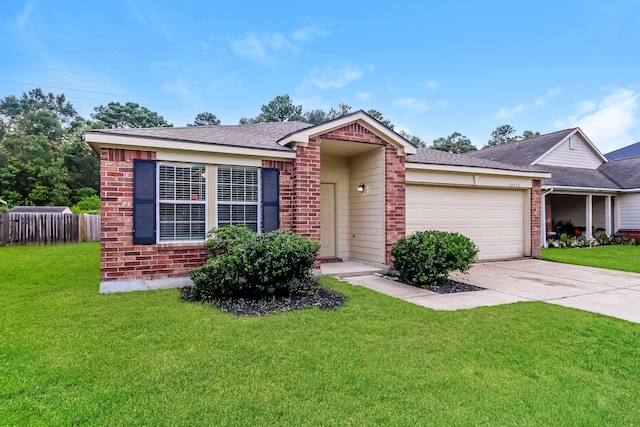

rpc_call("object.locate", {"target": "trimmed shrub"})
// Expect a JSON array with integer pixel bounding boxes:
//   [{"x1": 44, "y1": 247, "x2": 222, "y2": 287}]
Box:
[
  {"x1": 190, "y1": 226, "x2": 320, "y2": 299},
  {"x1": 243, "y1": 230, "x2": 320, "y2": 295},
  {"x1": 391, "y1": 230, "x2": 478, "y2": 288}
]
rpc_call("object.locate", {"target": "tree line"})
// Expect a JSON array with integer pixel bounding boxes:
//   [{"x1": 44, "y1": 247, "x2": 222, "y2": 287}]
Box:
[{"x1": 0, "y1": 88, "x2": 539, "y2": 211}]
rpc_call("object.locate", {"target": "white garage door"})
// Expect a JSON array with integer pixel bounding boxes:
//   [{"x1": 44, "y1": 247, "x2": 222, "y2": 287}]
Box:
[{"x1": 406, "y1": 185, "x2": 526, "y2": 260}]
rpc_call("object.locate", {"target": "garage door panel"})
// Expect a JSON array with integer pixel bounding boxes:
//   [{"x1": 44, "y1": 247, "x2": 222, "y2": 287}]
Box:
[{"x1": 406, "y1": 185, "x2": 525, "y2": 260}]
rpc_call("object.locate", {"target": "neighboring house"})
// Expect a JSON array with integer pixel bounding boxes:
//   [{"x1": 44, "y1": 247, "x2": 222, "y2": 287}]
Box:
[
  {"x1": 467, "y1": 128, "x2": 640, "y2": 243},
  {"x1": 9, "y1": 206, "x2": 73, "y2": 214},
  {"x1": 85, "y1": 110, "x2": 548, "y2": 291},
  {"x1": 605, "y1": 141, "x2": 640, "y2": 161}
]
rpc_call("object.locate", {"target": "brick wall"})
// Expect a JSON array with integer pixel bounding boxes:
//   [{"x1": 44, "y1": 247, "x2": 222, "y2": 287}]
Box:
[
  {"x1": 292, "y1": 140, "x2": 322, "y2": 242},
  {"x1": 384, "y1": 145, "x2": 406, "y2": 264},
  {"x1": 530, "y1": 180, "x2": 542, "y2": 257},
  {"x1": 100, "y1": 148, "x2": 206, "y2": 283}
]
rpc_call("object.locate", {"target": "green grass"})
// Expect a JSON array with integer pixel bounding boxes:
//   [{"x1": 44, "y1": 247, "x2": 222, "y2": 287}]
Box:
[
  {"x1": 2, "y1": 243, "x2": 640, "y2": 426},
  {"x1": 542, "y1": 245, "x2": 640, "y2": 273}
]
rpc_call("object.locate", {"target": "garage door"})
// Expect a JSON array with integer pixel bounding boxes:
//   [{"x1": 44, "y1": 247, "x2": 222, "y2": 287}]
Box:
[{"x1": 406, "y1": 185, "x2": 526, "y2": 260}]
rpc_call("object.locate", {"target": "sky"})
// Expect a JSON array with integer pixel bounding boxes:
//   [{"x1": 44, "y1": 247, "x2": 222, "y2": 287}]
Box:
[{"x1": 2, "y1": 0, "x2": 640, "y2": 154}]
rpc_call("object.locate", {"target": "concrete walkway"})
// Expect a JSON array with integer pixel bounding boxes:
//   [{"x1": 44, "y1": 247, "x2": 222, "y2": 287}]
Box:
[{"x1": 341, "y1": 259, "x2": 640, "y2": 324}]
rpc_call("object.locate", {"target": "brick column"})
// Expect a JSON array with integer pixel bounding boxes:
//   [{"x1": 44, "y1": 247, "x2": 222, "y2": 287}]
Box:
[
  {"x1": 385, "y1": 146, "x2": 406, "y2": 265},
  {"x1": 545, "y1": 193, "x2": 553, "y2": 237},
  {"x1": 530, "y1": 180, "x2": 542, "y2": 257},
  {"x1": 292, "y1": 139, "x2": 321, "y2": 243}
]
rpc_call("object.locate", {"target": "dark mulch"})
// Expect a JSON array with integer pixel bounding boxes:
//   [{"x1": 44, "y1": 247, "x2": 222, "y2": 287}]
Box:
[
  {"x1": 381, "y1": 272, "x2": 483, "y2": 294},
  {"x1": 181, "y1": 280, "x2": 346, "y2": 316}
]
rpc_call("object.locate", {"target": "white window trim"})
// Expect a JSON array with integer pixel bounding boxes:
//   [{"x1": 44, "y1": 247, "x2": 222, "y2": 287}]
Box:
[
  {"x1": 156, "y1": 162, "x2": 208, "y2": 244},
  {"x1": 215, "y1": 165, "x2": 262, "y2": 233}
]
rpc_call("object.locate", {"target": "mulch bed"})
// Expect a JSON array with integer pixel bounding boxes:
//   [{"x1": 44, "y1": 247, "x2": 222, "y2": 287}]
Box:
[
  {"x1": 381, "y1": 272, "x2": 483, "y2": 294},
  {"x1": 181, "y1": 280, "x2": 346, "y2": 316}
]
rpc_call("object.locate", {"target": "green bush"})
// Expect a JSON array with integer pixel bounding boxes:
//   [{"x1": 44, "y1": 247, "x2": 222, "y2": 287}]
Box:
[
  {"x1": 190, "y1": 226, "x2": 320, "y2": 299},
  {"x1": 243, "y1": 230, "x2": 320, "y2": 295},
  {"x1": 71, "y1": 195, "x2": 100, "y2": 214},
  {"x1": 391, "y1": 230, "x2": 478, "y2": 288}
]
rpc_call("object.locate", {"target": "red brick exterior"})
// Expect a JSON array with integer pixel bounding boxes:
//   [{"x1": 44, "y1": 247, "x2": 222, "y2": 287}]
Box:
[
  {"x1": 384, "y1": 145, "x2": 406, "y2": 264},
  {"x1": 530, "y1": 180, "x2": 542, "y2": 257},
  {"x1": 100, "y1": 148, "x2": 206, "y2": 282},
  {"x1": 617, "y1": 229, "x2": 640, "y2": 242}
]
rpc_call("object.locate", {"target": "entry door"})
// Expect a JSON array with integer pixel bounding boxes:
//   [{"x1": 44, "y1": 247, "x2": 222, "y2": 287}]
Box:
[{"x1": 320, "y1": 183, "x2": 336, "y2": 257}]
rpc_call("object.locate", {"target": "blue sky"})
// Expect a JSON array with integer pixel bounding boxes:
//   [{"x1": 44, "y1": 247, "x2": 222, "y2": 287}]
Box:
[{"x1": 2, "y1": 1, "x2": 639, "y2": 153}]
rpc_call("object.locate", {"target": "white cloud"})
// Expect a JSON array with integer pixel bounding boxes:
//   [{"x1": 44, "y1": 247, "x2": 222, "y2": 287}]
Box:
[
  {"x1": 423, "y1": 81, "x2": 440, "y2": 91},
  {"x1": 392, "y1": 98, "x2": 429, "y2": 111},
  {"x1": 290, "y1": 25, "x2": 330, "y2": 41},
  {"x1": 356, "y1": 91, "x2": 373, "y2": 100},
  {"x1": 495, "y1": 87, "x2": 561, "y2": 119},
  {"x1": 231, "y1": 25, "x2": 329, "y2": 65},
  {"x1": 554, "y1": 87, "x2": 640, "y2": 153},
  {"x1": 162, "y1": 78, "x2": 191, "y2": 96},
  {"x1": 308, "y1": 65, "x2": 364, "y2": 89},
  {"x1": 14, "y1": 2, "x2": 33, "y2": 30}
]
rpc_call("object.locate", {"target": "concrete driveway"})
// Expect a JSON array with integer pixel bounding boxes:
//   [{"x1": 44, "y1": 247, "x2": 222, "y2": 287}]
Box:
[{"x1": 343, "y1": 259, "x2": 640, "y2": 324}]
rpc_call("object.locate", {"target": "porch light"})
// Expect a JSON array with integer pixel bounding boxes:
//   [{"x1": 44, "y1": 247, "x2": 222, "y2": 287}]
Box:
[{"x1": 357, "y1": 184, "x2": 366, "y2": 193}]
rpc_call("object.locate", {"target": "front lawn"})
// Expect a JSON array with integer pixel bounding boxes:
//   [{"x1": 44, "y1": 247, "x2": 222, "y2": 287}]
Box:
[
  {"x1": 542, "y1": 245, "x2": 640, "y2": 273},
  {"x1": 2, "y1": 243, "x2": 640, "y2": 425}
]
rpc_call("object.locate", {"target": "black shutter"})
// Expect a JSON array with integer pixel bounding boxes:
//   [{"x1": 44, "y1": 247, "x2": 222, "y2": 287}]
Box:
[
  {"x1": 261, "y1": 168, "x2": 280, "y2": 233},
  {"x1": 133, "y1": 159, "x2": 156, "y2": 244}
]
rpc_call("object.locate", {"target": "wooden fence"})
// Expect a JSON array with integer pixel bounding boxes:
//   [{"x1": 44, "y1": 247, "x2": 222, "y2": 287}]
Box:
[{"x1": 0, "y1": 213, "x2": 100, "y2": 246}]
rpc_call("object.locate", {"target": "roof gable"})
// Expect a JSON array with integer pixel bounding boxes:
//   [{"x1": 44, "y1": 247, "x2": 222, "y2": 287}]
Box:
[
  {"x1": 533, "y1": 128, "x2": 606, "y2": 169},
  {"x1": 466, "y1": 128, "x2": 576, "y2": 166},
  {"x1": 279, "y1": 110, "x2": 417, "y2": 156}
]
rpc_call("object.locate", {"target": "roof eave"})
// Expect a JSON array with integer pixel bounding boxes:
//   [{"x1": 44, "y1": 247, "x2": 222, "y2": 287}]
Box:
[{"x1": 406, "y1": 162, "x2": 551, "y2": 179}]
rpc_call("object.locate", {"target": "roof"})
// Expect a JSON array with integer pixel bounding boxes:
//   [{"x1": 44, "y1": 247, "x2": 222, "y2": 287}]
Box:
[
  {"x1": 9, "y1": 206, "x2": 71, "y2": 213},
  {"x1": 539, "y1": 166, "x2": 620, "y2": 189},
  {"x1": 605, "y1": 141, "x2": 640, "y2": 160},
  {"x1": 465, "y1": 128, "x2": 577, "y2": 166},
  {"x1": 599, "y1": 157, "x2": 640, "y2": 189},
  {"x1": 86, "y1": 121, "x2": 313, "y2": 152},
  {"x1": 406, "y1": 148, "x2": 547, "y2": 173}
]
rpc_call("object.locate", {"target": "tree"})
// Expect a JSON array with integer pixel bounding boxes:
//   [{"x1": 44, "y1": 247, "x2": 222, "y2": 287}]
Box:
[
  {"x1": 431, "y1": 132, "x2": 477, "y2": 153},
  {"x1": 398, "y1": 130, "x2": 427, "y2": 148},
  {"x1": 485, "y1": 125, "x2": 518, "y2": 148},
  {"x1": 303, "y1": 103, "x2": 352, "y2": 125},
  {"x1": 92, "y1": 102, "x2": 172, "y2": 129},
  {"x1": 188, "y1": 112, "x2": 220, "y2": 126},
  {"x1": 0, "y1": 88, "x2": 77, "y2": 128},
  {"x1": 521, "y1": 130, "x2": 541, "y2": 139},
  {"x1": 366, "y1": 109, "x2": 394, "y2": 130},
  {"x1": 256, "y1": 94, "x2": 304, "y2": 122}
]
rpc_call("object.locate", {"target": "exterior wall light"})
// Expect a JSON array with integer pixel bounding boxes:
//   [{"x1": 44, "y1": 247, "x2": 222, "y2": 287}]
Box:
[{"x1": 357, "y1": 184, "x2": 366, "y2": 193}]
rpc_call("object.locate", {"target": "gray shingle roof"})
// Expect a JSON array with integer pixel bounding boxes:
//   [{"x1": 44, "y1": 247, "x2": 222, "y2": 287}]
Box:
[
  {"x1": 465, "y1": 128, "x2": 576, "y2": 165},
  {"x1": 406, "y1": 148, "x2": 546, "y2": 173},
  {"x1": 599, "y1": 157, "x2": 640, "y2": 189},
  {"x1": 605, "y1": 141, "x2": 640, "y2": 160},
  {"x1": 86, "y1": 122, "x2": 314, "y2": 152},
  {"x1": 539, "y1": 166, "x2": 620, "y2": 189},
  {"x1": 9, "y1": 206, "x2": 71, "y2": 213}
]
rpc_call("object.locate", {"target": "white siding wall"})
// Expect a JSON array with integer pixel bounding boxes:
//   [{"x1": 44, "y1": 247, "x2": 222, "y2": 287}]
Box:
[
  {"x1": 348, "y1": 148, "x2": 385, "y2": 264},
  {"x1": 618, "y1": 194, "x2": 640, "y2": 229},
  {"x1": 320, "y1": 155, "x2": 350, "y2": 259},
  {"x1": 536, "y1": 135, "x2": 604, "y2": 169}
]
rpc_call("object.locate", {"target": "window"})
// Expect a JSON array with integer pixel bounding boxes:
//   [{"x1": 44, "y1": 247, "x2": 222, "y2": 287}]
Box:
[
  {"x1": 217, "y1": 166, "x2": 259, "y2": 232},
  {"x1": 158, "y1": 163, "x2": 206, "y2": 242}
]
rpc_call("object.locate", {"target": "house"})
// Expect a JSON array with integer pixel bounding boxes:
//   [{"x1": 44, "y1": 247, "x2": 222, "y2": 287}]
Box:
[
  {"x1": 85, "y1": 110, "x2": 549, "y2": 292},
  {"x1": 9, "y1": 206, "x2": 73, "y2": 214},
  {"x1": 605, "y1": 141, "x2": 640, "y2": 161},
  {"x1": 466, "y1": 128, "x2": 640, "y2": 243}
]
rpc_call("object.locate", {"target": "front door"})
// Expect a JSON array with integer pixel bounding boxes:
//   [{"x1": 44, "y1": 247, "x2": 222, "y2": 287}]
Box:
[{"x1": 320, "y1": 183, "x2": 336, "y2": 257}]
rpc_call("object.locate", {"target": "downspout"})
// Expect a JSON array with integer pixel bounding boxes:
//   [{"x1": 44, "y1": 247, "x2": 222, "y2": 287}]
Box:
[{"x1": 541, "y1": 188, "x2": 554, "y2": 248}]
